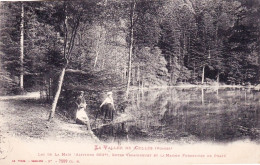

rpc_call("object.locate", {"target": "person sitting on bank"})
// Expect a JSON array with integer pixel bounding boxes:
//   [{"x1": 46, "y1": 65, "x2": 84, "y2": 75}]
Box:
[
  {"x1": 75, "y1": 91, "x2": 92, "y2": 131},
  {"x1": 100, "y1": 91, "x2": 115, "y2": 121}
]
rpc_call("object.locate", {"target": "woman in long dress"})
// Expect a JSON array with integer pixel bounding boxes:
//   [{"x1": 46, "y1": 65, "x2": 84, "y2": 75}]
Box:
[
  {"x1": 75, "y1": 91, "x2": 92, "y2": 131},
  {"x1": 100, "y1": 91, "x2": 115, "y2": 121}
]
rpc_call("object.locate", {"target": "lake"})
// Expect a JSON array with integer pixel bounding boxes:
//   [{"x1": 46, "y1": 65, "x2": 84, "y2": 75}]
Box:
[{"x1": 93, "y1": 87, "x2": 260, "y2": 143}]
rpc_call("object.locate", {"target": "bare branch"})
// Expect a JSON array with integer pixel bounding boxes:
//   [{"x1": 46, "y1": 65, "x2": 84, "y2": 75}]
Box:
[{"x1": 67, "y1": 15, "x2": 81, "y2": 60}]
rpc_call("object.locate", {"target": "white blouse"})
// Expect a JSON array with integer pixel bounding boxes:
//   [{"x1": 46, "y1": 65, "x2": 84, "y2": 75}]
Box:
[{"x1": 100, "y1": 96, "x2": 115, "y2": 109}]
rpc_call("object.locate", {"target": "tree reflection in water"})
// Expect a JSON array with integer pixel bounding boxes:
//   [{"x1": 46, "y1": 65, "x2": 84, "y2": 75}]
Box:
[{"x1": 93, "y1": 87, "x2": 260, "y2": 143}]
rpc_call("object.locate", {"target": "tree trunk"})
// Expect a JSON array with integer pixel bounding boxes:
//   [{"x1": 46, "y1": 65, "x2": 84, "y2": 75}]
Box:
[
  {"x1": 115, "y1": 51, "x2": 118, "y2": 73},
  {"x1": 188, "y1": 32, "x2": 191, "y2": 64},
  {"x1": 193, "y1": 62, "x2": 195, "y2": 79},
  {"x1": 124, "y1": 62, "x2": 127, "y2": 80},
  {"x1": 20, "y1": 3, "x2": 24, "y2": 90},
  {"x1": 48, "y1": 2, "x2": 81, "y2": 121},
  {"x1": 217, "y1": 71, "x2": 219, "y2": 85},
  {"x1": 201, "y1": 88, "x2": 204, "y2": 105},
  {"x1": 201, "y1": 65, "x2": 205, "y2": 85},
  {"x1": 183, "y1": 30, "x2": 186, "y2": 61},
  {"x1": 94, "y1": 50, "x2": 99, "y2": 68},
  {"x1": 49, "y1": 77, "x2": 51, "y2": 101},
  {"x1": 94, "y1": 29, "x2": 101, "y2": 68},
  {"x1": 101, "y1": 59, "x2": 105, "y2": 69},
  {"x1": 137, "y1": 64, "x2": 140, "y2": 89},
  {"x1": 126, "y1": 0, "x2": 136, "y2": 98},
  {"x1": 169, "y1": 55, "x2": 172, "y2": 84},
  {"x1": 244, "y1": 91, "x2": 247, "y2": 102},
  {"x1": 44, "y1": 79, "x2": 49, "y2": 101},
  {"x1": 126, "y1": 32, "x2": 133, "y2": 96},
  {"x1": 136, "y1": 91, "x2": 140, "y2": 108},
  {"x1": 132, "y1": 67, "x2": 135, "y2": 85},
  {"x1": 141, "y1": 76, "x2": 144, "y2": 97},
  {"x1": 48, "y1": 67, "x2": 66, "y2": 121}
]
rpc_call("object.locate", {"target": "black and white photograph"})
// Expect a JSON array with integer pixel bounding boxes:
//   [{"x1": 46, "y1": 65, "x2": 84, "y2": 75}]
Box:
[{"x1": 0, "y1": 0, "x2": 260, "y2": 164}]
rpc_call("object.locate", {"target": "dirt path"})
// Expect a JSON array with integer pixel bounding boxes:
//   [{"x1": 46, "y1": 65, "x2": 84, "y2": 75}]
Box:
[
  {"x1": 0, "y1": 93, "x2": 99, "y2": 143},
  {"x1": 0, "y1": 92, "x2": 40, "y2": 101}
]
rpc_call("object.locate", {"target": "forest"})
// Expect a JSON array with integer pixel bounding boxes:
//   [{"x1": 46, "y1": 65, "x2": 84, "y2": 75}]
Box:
[{"x1": 0, "y1": 0, "x2": 260, "y2": 117}]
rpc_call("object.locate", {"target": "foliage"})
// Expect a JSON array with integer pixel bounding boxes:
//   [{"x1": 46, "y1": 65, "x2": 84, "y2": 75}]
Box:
[{"x1": 0, "y1": 0, "x2": 260, "y2": 98}]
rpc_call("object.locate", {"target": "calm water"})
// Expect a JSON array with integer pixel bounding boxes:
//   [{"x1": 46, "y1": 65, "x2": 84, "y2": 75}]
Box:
[{"x1": 93, "y1": 87, "x2": 260, "y2": 143}]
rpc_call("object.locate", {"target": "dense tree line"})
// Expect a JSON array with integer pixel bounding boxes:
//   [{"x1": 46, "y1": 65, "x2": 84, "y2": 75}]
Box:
[{"x1": 0, "y1": 0, "x2": 259, "y2": 116}]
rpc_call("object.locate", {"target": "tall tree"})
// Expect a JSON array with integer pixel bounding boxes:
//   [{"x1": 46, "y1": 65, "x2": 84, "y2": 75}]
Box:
[
  {"x1": 45, "y1": 1, "x2": 101, "y2": 120},
  {"x1": 47, "y1": 2, "x2": 81, "y2": 120},
  {"x1": 126, "y1": 0, "x2": 136, "y2": 98},
  {"x1": 20, "y1": 3, "x2": 24, "y2": 90}
]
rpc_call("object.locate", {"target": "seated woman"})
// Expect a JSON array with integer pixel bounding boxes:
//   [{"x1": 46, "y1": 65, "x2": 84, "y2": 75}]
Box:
[
  {"x1": 75, "y1": 91, "x2": 91, "y2": 131},
  {"x1": 100, "y1": 91, "x2": 115, "y2": 121}
]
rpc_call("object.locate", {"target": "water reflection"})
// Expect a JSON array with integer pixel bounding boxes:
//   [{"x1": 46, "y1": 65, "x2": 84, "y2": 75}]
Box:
[{"x1": 93, "y1": 87, "x2": 260, "y2": 143}]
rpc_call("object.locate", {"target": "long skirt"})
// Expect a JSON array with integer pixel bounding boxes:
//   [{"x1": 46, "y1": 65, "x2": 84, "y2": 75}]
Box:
[
  {"x1": 76, "y1": 108, "x2": 89, "y2": 124},
  {"x1": 101, "y1": 103, "x2": 114, "y2": 120}
]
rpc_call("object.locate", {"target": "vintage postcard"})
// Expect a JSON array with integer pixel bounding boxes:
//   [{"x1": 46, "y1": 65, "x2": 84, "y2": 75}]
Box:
[{"x1": 0, "y1": 0, "x2": 260, "y2": 164}]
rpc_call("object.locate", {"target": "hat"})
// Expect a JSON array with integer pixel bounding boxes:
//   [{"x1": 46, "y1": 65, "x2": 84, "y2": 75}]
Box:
[{"x1": 107, "y1": 91, "x2": 112, "y2": 95}]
